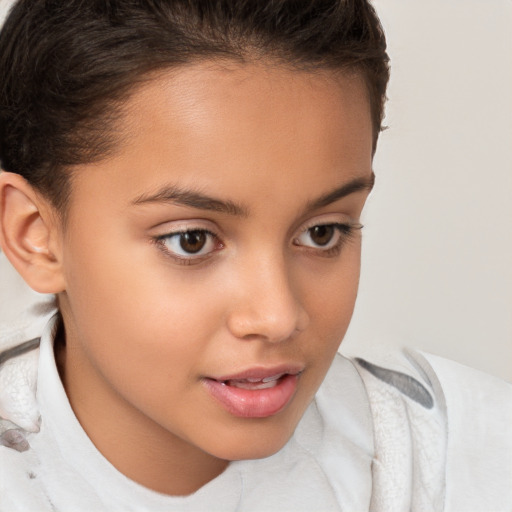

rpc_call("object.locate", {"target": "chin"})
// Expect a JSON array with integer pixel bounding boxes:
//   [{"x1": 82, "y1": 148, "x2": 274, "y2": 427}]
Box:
[{"x1": 203, "y1": 417, "x2": 299, "y2": 462}]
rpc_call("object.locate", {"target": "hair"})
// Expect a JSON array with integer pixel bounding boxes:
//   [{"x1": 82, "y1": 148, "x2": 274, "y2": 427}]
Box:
[{"x1": 0, "y1": 0, "x2": 389, "y2": 214}]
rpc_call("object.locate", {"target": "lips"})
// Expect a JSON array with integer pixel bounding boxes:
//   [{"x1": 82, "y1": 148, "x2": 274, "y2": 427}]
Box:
[{"x1": 203, "y1": 366, "x2": 302, "y2": 418}]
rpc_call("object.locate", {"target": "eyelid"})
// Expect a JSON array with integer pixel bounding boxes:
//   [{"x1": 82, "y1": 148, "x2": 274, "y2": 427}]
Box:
[
  {"x1": 150, "y1": 217, "x2": 221, "y2": 234},
  {"x1": 294, "y1": 221, "x2": 363, "y2": 243},
  {"x1": 296, "y1": 214, "x2": 363, "y2": 234}
]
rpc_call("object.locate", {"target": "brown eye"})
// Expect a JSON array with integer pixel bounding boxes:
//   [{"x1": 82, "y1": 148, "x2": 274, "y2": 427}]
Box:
[
  {"x1": 294, "y1": 222, "x2": 358, "y2": 253},
  {"x1": 309, "y1": 225, "x2": 335, "y2": 246},
  {"x1": 179, "y1": 231, "x2": 206, "y2": 253},
  {"x1": 158, "y1": 229, "x2": 219, "y2": 260}
]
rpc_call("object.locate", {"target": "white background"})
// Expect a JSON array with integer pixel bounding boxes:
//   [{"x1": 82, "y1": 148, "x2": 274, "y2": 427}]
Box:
[
  {"x1": 342, "y1": 0, "x2": 512, "y2": 381},
  {"x1": 1, "y1": 0, "x2": 511, "y2": 380}
]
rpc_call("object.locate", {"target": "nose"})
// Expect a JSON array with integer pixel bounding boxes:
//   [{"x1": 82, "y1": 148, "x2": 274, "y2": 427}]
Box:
[{"x1": 226, "y1": 253, "x2": 309, "y2": 343}]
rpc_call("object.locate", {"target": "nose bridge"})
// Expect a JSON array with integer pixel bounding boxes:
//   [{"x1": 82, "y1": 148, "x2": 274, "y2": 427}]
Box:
[{"x1": 226, "y1": 248, "x2": 308, "y2": 342}]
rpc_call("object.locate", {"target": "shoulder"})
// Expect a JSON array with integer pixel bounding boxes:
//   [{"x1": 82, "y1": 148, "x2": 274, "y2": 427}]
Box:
[
  {"x1": 0, "y1": 337, "x2": 41, "y2": 458},
  {"x1": 414, "y1": 352, "x2": 512, "y2": 510},
  {"x1": 347, "y1": 349, "x2": 512, "y2": 511},
  {"x1": 303, "y1": 350, "x2": 512, "y2": 510},
  {"x1": 0, "y1": 335, "x2": 55, "y2": 510},
  {"x1": 0, "y1": 442, "x2": 54, "y2": 511}
]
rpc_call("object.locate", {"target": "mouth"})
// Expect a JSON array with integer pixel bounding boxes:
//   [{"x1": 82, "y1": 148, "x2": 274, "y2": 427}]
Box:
[
  {"x1": 203, "y1": 367, "x2": 302, "y2": 418},
  {"x1": 224, "y1": 372, "x2": 288, "y2": 390}
]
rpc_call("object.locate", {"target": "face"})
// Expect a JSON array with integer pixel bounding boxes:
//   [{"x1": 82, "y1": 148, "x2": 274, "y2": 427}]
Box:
[{"x1": 55, "y1": 62, "x2": 374, "y2": 492}]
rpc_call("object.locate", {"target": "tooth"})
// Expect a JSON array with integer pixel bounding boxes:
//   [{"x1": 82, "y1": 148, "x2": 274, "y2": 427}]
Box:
[
  {"x1": 262, "y1": 373, "x2": 283, "y2": 383},
  {"x1": 227, "y1": 380, "x2": 279, "y2": 390},
  {"x1": 256, "y1": 381, "x2": 278, "y2": 389}
]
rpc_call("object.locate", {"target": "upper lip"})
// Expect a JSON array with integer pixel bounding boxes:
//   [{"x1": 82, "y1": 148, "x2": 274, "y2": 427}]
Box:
[{"x1": 208, "y1": 364, "x2": 305, "y2": 382}]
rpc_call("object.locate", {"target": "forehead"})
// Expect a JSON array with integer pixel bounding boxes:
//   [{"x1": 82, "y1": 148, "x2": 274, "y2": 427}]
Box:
[
  {"x1": 125, "y1": 61, "x2": 372, "y2": 155},
  {"x1": 68, "y1": 62, "x2": 373, "y2": 216}
]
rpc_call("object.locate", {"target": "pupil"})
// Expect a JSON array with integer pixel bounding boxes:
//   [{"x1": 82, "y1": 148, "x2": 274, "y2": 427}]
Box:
[
  {"x1": 311, "y1": 225, "x2": 334, "y2": 246},
  {"x1": 180, "y1": 231, "x2": 206, "y2": 253}
]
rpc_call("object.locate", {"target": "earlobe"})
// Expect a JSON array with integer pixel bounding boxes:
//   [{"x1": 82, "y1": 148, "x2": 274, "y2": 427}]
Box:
[{"x1": 0, "y1": 172, "x2": 66, "y2": 294}]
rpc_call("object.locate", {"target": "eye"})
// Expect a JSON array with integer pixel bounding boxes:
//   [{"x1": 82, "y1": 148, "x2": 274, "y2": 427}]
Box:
[
  {"x1": 156, "y1": 229, "x2": 221, "y2": 261},
  {"x1": 293, "y1": 222, "x2": 361, "y2": 253}
]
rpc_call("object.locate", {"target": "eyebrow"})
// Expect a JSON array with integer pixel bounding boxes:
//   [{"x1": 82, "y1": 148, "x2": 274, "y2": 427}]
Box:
[
  {"x1": 131, "y1": 172, "x2": 374, "y2": 216},
  {"x1": 304, "y1": 172, "x2": 375, "y2": 212},
  {"x1": 132, "y1": 186, "x2": 249, "y2": 217}
]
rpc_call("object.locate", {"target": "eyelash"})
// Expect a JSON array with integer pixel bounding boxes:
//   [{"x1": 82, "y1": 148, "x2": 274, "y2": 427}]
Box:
[
  {"x1": 292, "y1": 222, "x2": 362, "y2": 257},
  {"x1": 153, "y1": 222, "x2": 362, "y2": 265}
]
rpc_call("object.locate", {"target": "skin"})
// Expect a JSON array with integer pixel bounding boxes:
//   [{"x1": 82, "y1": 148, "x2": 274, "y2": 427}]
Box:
[{"x1": 0, "y1": 62, "x2": 374, "y2": 495}]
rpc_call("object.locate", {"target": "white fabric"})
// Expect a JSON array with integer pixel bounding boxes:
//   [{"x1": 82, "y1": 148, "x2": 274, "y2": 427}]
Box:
[
  {"x1": 0, "y1": 251, "x2": 56, "y2": 350},
  {"x1": 0, "y1": 316, "x2": 374, "y2": 512},
  {"x1": 0, "y1": 252, "x2": 55, "y2": 435},
  {"x1": 424, "y1": 353, "x2": 512, "y2": 511},
  {"x1": 0, "y1": 306, "x2": 511, "y2": 510},
  {"x1": 356, "y1": 354, "x2": 446, "y2": 511}
]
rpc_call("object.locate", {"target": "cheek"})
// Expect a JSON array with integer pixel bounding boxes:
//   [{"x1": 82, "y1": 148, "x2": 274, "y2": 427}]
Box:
[
  {"x1": 294, "y1": 245, "x2": 361, "y2": 377},
  {"x1": 302, "y1": 245, "x2": 361, "y2": 327},
  {"x1": 61, "y1": 234, "x2": 228, "y2": 380}
]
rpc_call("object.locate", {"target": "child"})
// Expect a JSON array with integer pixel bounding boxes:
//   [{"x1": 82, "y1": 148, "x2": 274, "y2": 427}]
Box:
[{"x1": 0, "y1": 1, "x2": 510, "y2": 510}]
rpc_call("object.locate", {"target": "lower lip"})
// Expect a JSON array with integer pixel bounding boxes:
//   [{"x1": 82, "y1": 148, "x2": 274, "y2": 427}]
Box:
[{"x1": 203, "y1": 374, "x2": 299, "y2": 418}]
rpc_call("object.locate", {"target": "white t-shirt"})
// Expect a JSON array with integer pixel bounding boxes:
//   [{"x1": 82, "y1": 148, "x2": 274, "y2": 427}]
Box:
[{"x1": 1, "y1": 314, "x2": 511, "y2": 511}]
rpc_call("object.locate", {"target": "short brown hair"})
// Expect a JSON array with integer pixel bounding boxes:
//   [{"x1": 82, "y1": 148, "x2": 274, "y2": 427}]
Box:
[{"x1": 0, "y1": 0, "x2": 389, "y2": 212}]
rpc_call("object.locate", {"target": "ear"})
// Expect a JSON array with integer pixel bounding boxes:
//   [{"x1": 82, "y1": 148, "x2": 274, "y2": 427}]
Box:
[{"x1": 0, "y1": 172, "x2": 66, "y2": 294}]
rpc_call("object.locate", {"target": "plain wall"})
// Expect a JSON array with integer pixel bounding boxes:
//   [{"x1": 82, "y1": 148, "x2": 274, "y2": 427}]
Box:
[
  {"x1": 342, "y1": 0, "x2": 512, "y2": 381},
  {"x1": 0, "y1": 0, "x2": 12, "y2": 26},
  {"x1": 1, "y1": 0, "x2": 511, "y2": 380}
]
